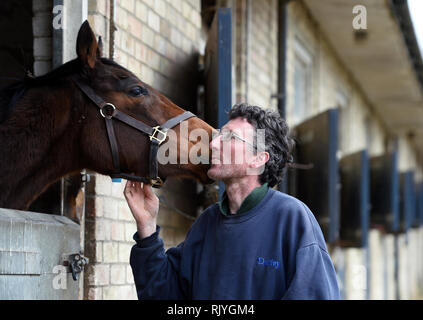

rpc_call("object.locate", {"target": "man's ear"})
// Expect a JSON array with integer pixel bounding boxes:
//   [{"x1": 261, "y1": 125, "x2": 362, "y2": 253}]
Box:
[
  {"x1": 76, "y1": 20, "x2": 99, "y2": 69},
  {"x1": 252, "y1": 151, "x2": 269, "y2": 168},
  {"x1": 246, "y1": 151, "x2": 269, "y2": 176},
  {"x1": 247, "y1": 151, "x2": 270, "y2": 175}
]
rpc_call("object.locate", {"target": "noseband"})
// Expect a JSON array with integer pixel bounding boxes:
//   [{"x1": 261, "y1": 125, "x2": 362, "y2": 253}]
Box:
[{"x1": 72, "y1": 76, "x2": 196, "y2": 188}]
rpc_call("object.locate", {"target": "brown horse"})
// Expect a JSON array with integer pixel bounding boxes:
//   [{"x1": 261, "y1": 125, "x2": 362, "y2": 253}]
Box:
[{"x1": 0, "y1": 21, "x2": 214, "y2": 211}]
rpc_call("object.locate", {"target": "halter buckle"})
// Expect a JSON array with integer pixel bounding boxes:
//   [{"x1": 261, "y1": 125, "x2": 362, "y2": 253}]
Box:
[
  {"x1": 150, "y1": 126, "x2": 167, "y2": 145},
  {"x1": 100, "y1": 103, "x2": 117, "y2": 119},
  {"x1": 150, "y1": 177, "x2": 164, "y2": 188}
]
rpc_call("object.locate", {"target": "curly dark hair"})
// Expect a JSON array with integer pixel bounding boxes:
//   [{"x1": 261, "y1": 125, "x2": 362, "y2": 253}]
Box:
[{"x1": 228, "y1": 103, "x2": 295, "y2": 188}]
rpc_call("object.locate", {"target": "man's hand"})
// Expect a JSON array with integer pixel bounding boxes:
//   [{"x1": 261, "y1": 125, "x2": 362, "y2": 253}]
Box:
[{"x1": 124, "y1": 180, "x2": 159, "y2": 239}]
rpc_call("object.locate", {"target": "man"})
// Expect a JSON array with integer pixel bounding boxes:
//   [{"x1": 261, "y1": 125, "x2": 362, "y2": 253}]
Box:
[{"x1": 125, "y1": 103, "x2": 340, "y2": 299}]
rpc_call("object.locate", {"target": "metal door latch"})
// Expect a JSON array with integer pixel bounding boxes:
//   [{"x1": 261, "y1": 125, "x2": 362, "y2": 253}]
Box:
[
  {"x1": 80, "y1": 171, "x2": 91, "y2": 183},
  {"x1": 63, "y1": 253, "x2": 89, "y2": 281}
]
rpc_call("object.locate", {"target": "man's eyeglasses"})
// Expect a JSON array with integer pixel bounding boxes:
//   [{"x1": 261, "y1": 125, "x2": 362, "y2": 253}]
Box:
[{"x1": 213, "y1": 129, "x2": 256, "y2": 149}]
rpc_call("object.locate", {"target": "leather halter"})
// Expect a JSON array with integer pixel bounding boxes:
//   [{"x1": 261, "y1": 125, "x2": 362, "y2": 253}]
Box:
[{"x1": 72, "y1": 76, "x2": 196, "y2": 188}]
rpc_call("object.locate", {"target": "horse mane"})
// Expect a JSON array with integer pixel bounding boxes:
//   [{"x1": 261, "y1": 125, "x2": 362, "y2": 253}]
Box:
[{"x1": 0, "y1": 57, "x2": 124, "y2": 124}]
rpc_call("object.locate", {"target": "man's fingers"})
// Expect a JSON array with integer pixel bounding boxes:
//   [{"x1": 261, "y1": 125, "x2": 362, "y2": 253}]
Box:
[
  {"x1": 124, "y1": 179, "x2": 140, "y2": 197},
  {"x1": 124, "y1": 180, "x2": 132, "y2": 193},
  {"x1": 124, "y1": 186, "x2": 133, "y2": 201},
  {"x1": 142, "y1": 182, "x2": 155, "y2": 198},
  {"x1": 124, "y1": 174, "x2": 140, "y2": 193}
]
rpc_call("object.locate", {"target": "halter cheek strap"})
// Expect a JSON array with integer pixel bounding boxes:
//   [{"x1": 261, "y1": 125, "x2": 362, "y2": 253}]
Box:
[{"x1": 72, "y1": 76, "x2": 196, "y2": 188}]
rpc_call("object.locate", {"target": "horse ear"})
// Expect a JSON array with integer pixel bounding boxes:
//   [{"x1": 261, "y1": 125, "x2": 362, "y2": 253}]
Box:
[
  {"x1": 97, "y1": 36, "x2": 103, "y2": 58},
  {"x1": 76, "y1": 20, "x2": 98, "y2": 69}
]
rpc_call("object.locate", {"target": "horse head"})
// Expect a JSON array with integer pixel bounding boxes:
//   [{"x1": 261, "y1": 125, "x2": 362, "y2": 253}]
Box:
[
  {"x1": 0, "y1": 21, "x2": 214, "y2": 210},
  {"x1": 74, "y1": 21, "x2": 214, "y2": 186}
]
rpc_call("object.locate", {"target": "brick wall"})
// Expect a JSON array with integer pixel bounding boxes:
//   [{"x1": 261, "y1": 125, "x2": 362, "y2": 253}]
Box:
[
  {"x1": 234, "y1": 0, "x2": 278, "y2": 111},
  {"x1": 83, "y1": 173, "x2": 195, "y2": 299},
  {"x1": 33, "y1": 0, "x2": 53, "y2": 76},
  {"x1": 84, "y1": 0, "x2": 203, "y2": 300},
  {"x1": 114, "y1": 0, "x2": 201, "y2": 107},
  {"x1": 84, "y1": 174, "x2": 137, "y2": 299}
]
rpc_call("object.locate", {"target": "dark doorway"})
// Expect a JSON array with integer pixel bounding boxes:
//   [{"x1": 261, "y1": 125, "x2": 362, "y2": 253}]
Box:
[{"x1": 0, "y1": 0, "x2": 34, "y2": 88}]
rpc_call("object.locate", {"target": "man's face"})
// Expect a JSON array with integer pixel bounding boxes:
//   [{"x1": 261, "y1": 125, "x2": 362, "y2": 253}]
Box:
[{"x1": 207, "y1": 117, "x2": 258, "y2": 181}]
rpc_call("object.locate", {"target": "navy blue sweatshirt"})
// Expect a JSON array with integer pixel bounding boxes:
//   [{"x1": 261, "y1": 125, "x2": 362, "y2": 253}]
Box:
[{"x1": 130, "y1": 188, "x2": 340, "y2": 299}]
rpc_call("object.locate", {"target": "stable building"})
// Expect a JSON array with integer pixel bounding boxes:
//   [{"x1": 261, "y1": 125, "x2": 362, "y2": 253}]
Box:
[{"x1": 0, "y1": 0, "x2": 422, "y2": 300}]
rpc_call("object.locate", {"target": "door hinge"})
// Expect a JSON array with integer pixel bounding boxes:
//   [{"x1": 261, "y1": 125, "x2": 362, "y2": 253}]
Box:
[{"x1": 63, "y1": 252, "x2": 89, "y2": 281}]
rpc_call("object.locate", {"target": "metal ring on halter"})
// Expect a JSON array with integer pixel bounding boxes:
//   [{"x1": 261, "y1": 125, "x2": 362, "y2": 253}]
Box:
[
  {"x1": 150, "y1": 177, "x2": 164, "y2": 188},
  {"x1": 100, "y1": 103, "x2": 117, "y2": 119}
]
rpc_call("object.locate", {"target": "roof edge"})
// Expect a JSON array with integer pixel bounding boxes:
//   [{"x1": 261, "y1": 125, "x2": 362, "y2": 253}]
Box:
[{"x1": 390, "y1": 0, "x2": 423, "y2": 93}]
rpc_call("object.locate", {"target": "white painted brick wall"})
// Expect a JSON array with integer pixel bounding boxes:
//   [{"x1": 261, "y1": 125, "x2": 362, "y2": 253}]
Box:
[
  {"x1": 408, "y1": 228, "x2": 420, "y2": 299},
  {"x1": 84, "y1": 0, "x2": 201, "y2": 300},
  {"x1": 343, "y1": 248, "x2": 367, "y2": 300},
  {"x1": 383, "y1": 234, "x2": 396, "y2": 300},
  {"x1": 397, "y1": 233, "x2": 409, "y2": 299},
  {"x1": 369, "y1": 229, "x2": 384, "y2": 299},
  {"x1": 32, "y1": 0, "x2": 53, "y2": 76}
]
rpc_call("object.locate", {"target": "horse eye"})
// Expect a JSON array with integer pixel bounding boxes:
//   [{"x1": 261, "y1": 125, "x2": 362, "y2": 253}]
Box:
[{"x1": 128, "y1": 86, "x2": 147, "y2": 97}]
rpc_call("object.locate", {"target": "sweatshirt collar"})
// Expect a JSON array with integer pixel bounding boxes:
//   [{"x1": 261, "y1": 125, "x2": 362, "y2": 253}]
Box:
[{"x1": 218, "y1": 182, "x2": 269, "y2": 217}]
